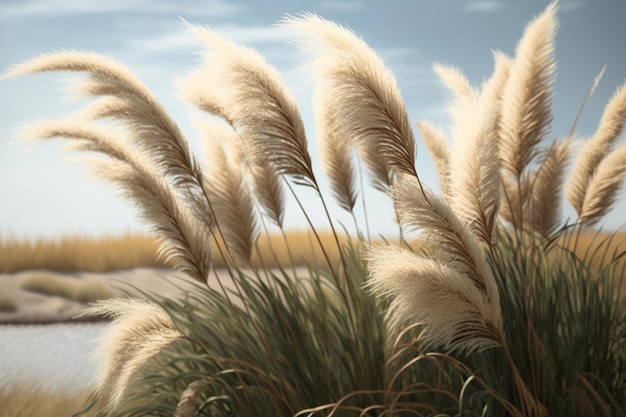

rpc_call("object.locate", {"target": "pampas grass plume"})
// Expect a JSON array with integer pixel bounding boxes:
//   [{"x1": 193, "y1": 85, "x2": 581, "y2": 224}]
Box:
[
  {"x1": 81, "y1": 299, "x2": 185, "y2": 410},
  {"x1": 285, "y1": 13, "x2": 417, "y2": 179},
  {"x1": 367, "y1": 245, "x2": 503, "y2": 353}
]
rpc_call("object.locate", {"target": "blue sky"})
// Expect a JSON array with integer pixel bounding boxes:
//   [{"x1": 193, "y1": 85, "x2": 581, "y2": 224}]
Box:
[{"x1": 1, "y1": 0, "x2": 625, "y2": 240}]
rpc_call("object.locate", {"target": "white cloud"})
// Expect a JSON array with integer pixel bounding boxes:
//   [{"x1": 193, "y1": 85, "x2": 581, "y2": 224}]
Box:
[
  {"x1": 123, "y1": 23, "x2": 292, "y2": 55},
  {"x1": 461, "y1": 0, "x2": 505, "y2": 13},
  {"x1": 318, "y1": 1, "x2": 365, "y2": 13},
  {"x1": 0, "y1": 0, "x2": 243, "y2": 19}
]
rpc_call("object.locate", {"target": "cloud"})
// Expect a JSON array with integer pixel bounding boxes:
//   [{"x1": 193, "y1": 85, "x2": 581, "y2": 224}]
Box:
[
  {"x1": 123, "y1": 23, "x2": 292, "y2": 55},
  {"x1": 0, "y1": 0, "x2": 243, "y2": 19},
  {"x1": 318, "y1": 1, "x2": 365, "y2": 13},
  {"x1": 461, "y1": 0, "x2": 505, "y2": 13}
]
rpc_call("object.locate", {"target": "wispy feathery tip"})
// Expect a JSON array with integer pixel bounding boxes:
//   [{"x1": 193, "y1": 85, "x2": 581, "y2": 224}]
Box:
[
  {"x1": 80, "y1": 299, "x2": 185, "y2": 410},
  {"x1": 367, "y1": 245, "x2": 503, "y2": 353},
  {"x1": 2, "y1": 51, "x2": 141, "y2": 87},
  {"x1": 481, "y1": 51, "x2": 512, "y2": 117},
  {"x1": 17, "y1": 119, "x2": 131, "y2": 162},
  {"x1": 566, "y1": 81, "x2": 626, "y2": 215},
  {"x1": 433, "y1": 63, "x2": 474, "y2": 99},
  {"x1": 284, "y1": 13, "x2": 417, "y2": 179},
  {"x1": 498, "y1": 1, "x2": 557, "y2": 178},
  {"x1": 182, "y1": 24, "x2": 315, "y2": 187}
]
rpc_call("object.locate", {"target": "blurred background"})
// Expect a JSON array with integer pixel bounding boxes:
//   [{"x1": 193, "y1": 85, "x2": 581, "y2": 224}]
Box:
[{"x1": 1, "y1": 0, "x2": 625, "y2": 242}]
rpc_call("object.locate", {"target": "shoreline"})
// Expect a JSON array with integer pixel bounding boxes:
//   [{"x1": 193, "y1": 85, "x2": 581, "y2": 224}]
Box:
[
  {"x1": 0, "y1": 267, "x2": 196, "y2": 325},
  {"x1": 0, "y1": 266, "x2": 311, "y2": 325}
]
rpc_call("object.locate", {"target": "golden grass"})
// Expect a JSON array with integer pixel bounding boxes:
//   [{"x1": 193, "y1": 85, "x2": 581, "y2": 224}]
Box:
[
  {"x1": 2, "y1": 230, "x2": 624, "y2": 279},
  {"x1": 21, "y1": 272, "x2": 114, "y2": 303},
  {"x1": 0, "y1": 231, "x2": 356, "y2": 273},
  {"x1": 0, "y1": 380, "x2": 94, "y2": 417},
  {"x1": 0, "y1": 233, "x2": 171, "y2": 273}
]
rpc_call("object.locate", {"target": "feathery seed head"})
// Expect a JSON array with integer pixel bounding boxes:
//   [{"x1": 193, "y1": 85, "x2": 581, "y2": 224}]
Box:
[
  {"x1": 183, "y1": 25, "x2": 315, "y2": 187},
  {"x1": 81, "y1": 299, "x2": 185, "y2": 410},
  {"x1": 367, "y1": 245, "x2": 503, "y2": 354},
  {"x1": 284, "y1": 13, "x2": 417, "y2": 179}
]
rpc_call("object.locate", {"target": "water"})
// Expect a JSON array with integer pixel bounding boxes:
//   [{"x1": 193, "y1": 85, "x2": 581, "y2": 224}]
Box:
[{"x1": 0, "y1": 323, "x2": 106, "y2": 390}]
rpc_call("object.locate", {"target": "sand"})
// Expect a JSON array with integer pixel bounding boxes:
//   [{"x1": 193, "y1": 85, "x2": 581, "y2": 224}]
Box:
[
  {"x1": 0, "y1": 267, "x2": 313, "y2": 324},
  {"x1": 0, "y1": 268, "x2": 204, "y2": 324}
]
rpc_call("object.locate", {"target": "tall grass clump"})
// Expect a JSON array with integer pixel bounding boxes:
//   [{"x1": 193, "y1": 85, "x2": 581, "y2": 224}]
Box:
[{"x1": 3, "y1": 2, "x2": 625, "y2": 416}]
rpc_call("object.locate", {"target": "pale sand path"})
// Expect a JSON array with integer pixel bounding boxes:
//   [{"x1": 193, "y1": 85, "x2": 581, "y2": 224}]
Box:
[{"x1": 0, "y1": 267, "x2": 286, "y2": 324}]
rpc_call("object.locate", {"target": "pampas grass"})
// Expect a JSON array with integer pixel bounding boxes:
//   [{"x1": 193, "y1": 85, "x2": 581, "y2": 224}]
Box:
[
  {"x1": 285, "y1": 13, "x2": 417, "y2": 179},
  {"x1": 80, "y1": 298, "x2": 185, "y2": 410},
  {"x1": 6, "y1": 53, "x2": 215, "y2": 284},
  {"x1": 4, "y1": 2, "x2": 626, "y2": 416},
  {"x1": 498, "y1": 2, "x2": 556, "y2": 179},
  {"x1": 578, "y1": 141, "x2": 626, "y2": 226},
  {"x1": 566, "y1": 81, "x2": 626, "y2": 222},
  {"x1": 181, "y1": 25, "x2": 315, "y2": 188},
  {"x1": 367, "y1": 245, "x2": 503, "y2": 353},
  {"x1": 528, "y1": 138, "x2": 572, "y2": 237}
]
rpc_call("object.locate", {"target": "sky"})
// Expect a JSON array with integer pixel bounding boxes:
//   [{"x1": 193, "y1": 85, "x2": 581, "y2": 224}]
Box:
[{"x1": 1, "y1": 0, "x2": 625, "y2": 241}]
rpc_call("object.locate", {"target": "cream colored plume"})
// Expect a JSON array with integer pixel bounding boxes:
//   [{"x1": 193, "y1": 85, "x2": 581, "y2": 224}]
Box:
[
  {"x1": 7, "y1": 52, "x2": 215, "y2": 282},
  {"x1": 578, "y1": 140, "x2": 626, "y2": 226},
  {"x1": 391, "y1": 175, "x2": 501, "y2": 312},
  {"x1": 4, "y1": 52, "x2": 208, "y2": 209},
  {"x1": 566, "y1": 82, "x2": 626, "y2": 216},
  {"x1": 367, "y1": 245, "x2": 503, "y2": 353},
  {"x1": 433, "y1": 61, "x2": 500, "y2": 245},
  {"x1": 498, "y1": 2, "x2": 557, "y2": 178},
  {"x1": 181, "y1": 25, "x2": 315, "y2": 188},
  {"x1": 284, "y1": 13, "x2": 417, "y2": 180},
  {"x1": 415, "y1": 121, "x2": 450, "y2": 197},
  {"x1": 199, "y1": 121, "x2": 259, "y2": 263},
  {"x1": 528, "y1": 138, "x2": 572, "y2": 237},
  {"x1": 81, "y1": 299, "x2": 185, "y2": 410},
  {"x1": 18, "y1": 119, "x2": 213, "y2": 283},
  {"x1": 316, "y1": 87, "x2": 358, "y2": 212}
]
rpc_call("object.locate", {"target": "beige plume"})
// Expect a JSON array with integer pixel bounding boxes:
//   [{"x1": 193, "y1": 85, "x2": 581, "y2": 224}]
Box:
[
  {"x1": 284, "y1": 13, "x2": 417, "y2": 179},
  {"x1": 80, "y1": 299, "x2": 185, "y2": 410},
  {"x1": 367, "y1": 245, "x2": 503, "y2": 353},
  {"x1": 181, "y1": 25, "x2": 315, "y2": 188},
  {"x1": 566, "y1": 82, "x2": 626, "y2": 215},
  {"x1": 498, "y1": 2, "x2": 557, "y2": 178}
]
